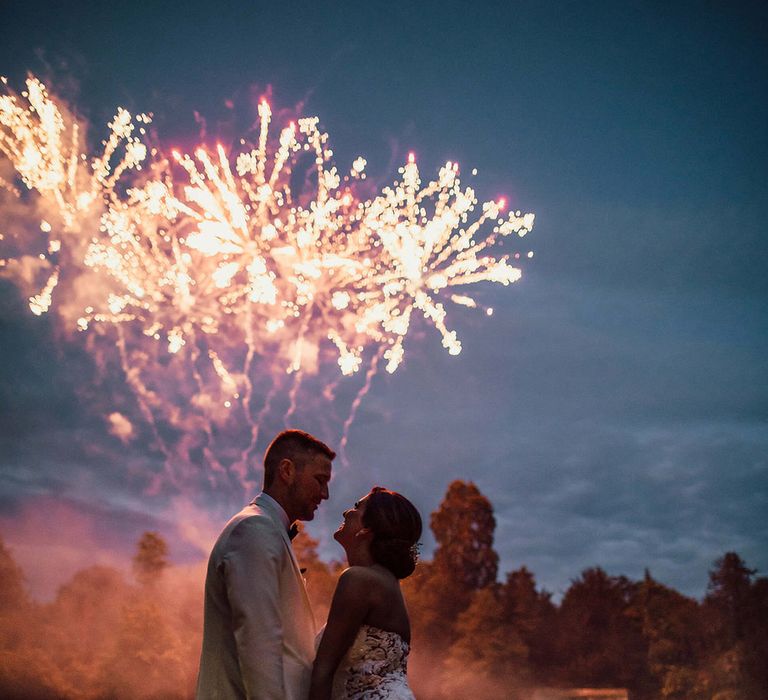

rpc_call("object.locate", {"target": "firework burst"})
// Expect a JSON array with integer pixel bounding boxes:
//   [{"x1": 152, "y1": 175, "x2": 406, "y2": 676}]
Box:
[{"x1": 0, "y1": 76, "x2": 533, "y2": 492}]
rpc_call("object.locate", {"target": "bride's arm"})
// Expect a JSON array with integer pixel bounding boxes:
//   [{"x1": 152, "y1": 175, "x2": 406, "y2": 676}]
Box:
[{"x1": 309, "y1": 567, "x2": 372, "y2": 700}]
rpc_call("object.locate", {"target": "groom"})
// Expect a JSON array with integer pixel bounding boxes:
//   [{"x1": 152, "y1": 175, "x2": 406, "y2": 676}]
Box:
[{"x1": 196, "y1": 429, "x2": 335, "y2": 700}]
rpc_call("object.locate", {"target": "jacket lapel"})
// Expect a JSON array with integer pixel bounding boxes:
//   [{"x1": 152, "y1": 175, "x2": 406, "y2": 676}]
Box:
[
  {"x1": 253, "y1": 494, "x2": 316, "y2": 631},
  {"x1": 279, "y1": 526, "x2": 316, "y2": 629}
]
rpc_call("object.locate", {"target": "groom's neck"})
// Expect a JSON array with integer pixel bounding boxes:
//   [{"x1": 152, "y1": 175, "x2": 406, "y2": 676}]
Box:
[{"x1": 263, "y1": 487, "x2": 294, "y2": 524}]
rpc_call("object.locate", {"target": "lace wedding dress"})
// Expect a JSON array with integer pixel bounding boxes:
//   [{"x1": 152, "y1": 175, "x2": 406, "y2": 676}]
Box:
[{"x1": 330, "y1": 624, "x2": 415, "y2": 700}]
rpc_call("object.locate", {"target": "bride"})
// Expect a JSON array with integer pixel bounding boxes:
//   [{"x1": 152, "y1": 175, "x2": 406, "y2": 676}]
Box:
[{"x1": 309, "y1": 487, "x2": 422, "y2": 700}]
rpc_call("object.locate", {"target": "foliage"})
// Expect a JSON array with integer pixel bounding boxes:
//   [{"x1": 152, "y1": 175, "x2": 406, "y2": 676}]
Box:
[
  {"x1": 411, "y1": 480, "x2": 498, "y2": 643},
  {"x1": 430, "y1": 480, "x2": 499, "y2": 592},
  {"x1": 133, "y1": 531, "x2": 169, "y2": 587},
  {"x1": 404, "y1": 480, "x2": 500, "y2": 697},
  {"x1": 502, "y1": 566, "x2": 557, "y2": 681},
  {"x1": 553, "y1": 567, "x2": 649, "y2": 690},
  {"x1": 0, "y1": 494, "x2": 766, "y2": 699},
  {"x1": 639, "y1": 571, "x2": 706, "y2": 698},
  {"x1": 293, "y1": 527, "x2": 344, "y2": 626},
  {"x1": 697, "y1": 553, "x2": 767, "y2": 699},
  {"x1": 442, "y1": 585, "x2": 531, "y2": 699},
  {"x1": 0, "y1": 537, "x2": 28, "y2": 612}
]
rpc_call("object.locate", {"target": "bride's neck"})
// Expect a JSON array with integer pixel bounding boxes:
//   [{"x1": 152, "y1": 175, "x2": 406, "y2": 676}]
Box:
[{"x1": 346, "y1": 544, "x2": 375, "y2": 568}]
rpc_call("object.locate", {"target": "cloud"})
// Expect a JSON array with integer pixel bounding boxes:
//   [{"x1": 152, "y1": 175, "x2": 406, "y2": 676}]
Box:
[
  {"x1": 0, "y1": 48, "x2": 764, "y2": 604},
  {"x1": 323, "y1": 274, "x2": 768, "y2": 600},
  {"x1": 0, "y1": 490, "x2": 225, "y2": 601},
  {"x1": 166, "y1": 495, "x2": 223, "y2": 556},
  {"x1": 0, "y1": 497, "x2": 133, "y2": 600},
  {"x1": 531, "y1": 192, "x2": 768, "y2": 300},
  {"x1": 2, "y1": 261, "x2": 765, "y2": 603},
  {"x1": 107, "y1": 411, "x2": 135, "y2": 443},
  {"x1": 488, "y1": 419, "x2": 768, "y2": 598}
]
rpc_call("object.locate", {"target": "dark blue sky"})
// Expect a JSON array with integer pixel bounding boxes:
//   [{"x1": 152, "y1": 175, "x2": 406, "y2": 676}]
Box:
[{"x1": 1, "y1": 0, "x2": 766, "y2": 600}]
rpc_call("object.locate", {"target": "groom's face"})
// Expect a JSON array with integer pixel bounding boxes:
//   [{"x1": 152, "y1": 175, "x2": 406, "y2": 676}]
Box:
[{"x1": 291, "y1": 452, "x2": 333, "y2": 521}]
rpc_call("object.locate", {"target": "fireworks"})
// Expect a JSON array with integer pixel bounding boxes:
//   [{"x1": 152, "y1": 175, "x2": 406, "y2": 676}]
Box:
[{"x1": 0, "y1": 76, "x2": 533, "y2": 490}]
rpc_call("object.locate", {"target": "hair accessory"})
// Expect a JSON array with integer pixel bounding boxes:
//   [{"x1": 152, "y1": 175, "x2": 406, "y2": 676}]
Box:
[{"x1": 410, "y1": 542, "x2": 422, "y2": 563}]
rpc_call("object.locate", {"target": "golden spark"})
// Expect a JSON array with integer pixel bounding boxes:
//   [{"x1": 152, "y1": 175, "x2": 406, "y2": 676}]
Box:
[{"x1": 0, "y1": 76, "x2": 534, "y2": 489}]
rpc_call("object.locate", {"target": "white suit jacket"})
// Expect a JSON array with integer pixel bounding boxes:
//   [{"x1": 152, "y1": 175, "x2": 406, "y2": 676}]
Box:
[{"x1": 196, "y1": 494, "x2": 316, "y2": 700}]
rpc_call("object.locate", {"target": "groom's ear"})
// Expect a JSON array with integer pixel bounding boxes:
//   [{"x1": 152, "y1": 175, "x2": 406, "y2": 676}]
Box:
[{"x1": 277, "y1": 457, "x2": 295, "y2": 484}]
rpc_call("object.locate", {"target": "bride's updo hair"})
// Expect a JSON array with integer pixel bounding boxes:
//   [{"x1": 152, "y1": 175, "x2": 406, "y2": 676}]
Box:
[{"x1": 362, "y1": 487, "x2": 422, "y2": 579}]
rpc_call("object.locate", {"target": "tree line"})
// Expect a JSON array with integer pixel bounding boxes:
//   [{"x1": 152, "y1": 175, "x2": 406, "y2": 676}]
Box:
[
  {"x1": 1, "y1": 480, "x2": 765, "y2": 699},
  {"x1": 401, "y1": 481, "x2": 768, "y2": 699}
]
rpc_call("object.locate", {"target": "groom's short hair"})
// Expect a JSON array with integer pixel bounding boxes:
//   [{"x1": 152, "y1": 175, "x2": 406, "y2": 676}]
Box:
[{"x1": 262, "y1": 429, "x2": 335, "y2": 488}]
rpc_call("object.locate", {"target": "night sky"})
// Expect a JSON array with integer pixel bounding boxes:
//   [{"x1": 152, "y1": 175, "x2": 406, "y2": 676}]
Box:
[{"x1": 1, "y1": 0, "x2": 766, "y2": 601}]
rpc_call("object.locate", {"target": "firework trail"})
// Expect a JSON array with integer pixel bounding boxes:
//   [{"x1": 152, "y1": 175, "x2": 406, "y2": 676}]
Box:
[{"x1": 0, "y1": 76, "x2": 534, "y2": 493}]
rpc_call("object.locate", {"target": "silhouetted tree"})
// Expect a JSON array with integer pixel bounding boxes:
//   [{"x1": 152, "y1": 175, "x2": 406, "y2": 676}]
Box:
[
  {"x1": 0, "y1": 536, "x2": 28, "y2": 612},
  {"x1": 405, "y1": 480, "x2": 499, "y2": 698},
  {"x1": 45, "y1": 565, "x2": 134, "y2": 696},
  {"x1": 401, "y1": 560, "x2": 440, "y2": 699},
  {"x1": 742, "y1": 576, "x2": 768, "y2": 694},
  {"x1": 293, "y1": 527, "x2": 343, "y2": 623},
  {"x1": 638, "y1": 571, "x2": 706, "y2": 699},
  {"x1": 555, "y1": 567, "x2": 648, "y2": 692},
  {"x1": 150, "y1": 563, "x2": 207, "y2": 697},
  {"x1": 700, "y1": 553, "x2": 765, "y2": 699},
  {"x1": 2, "y1": 506, "x2": 766, "y2": 699},
  {"x1": 426, "y1": 481, "x2": 495, "y2": 617},
  {"x1": 501, "y1": 566, "x2": 557, "y2": 682},
  {"x1": 415, "y1": 480, "x2": 497, "y2": 635},
  {"x1": 431, "y1": 480, "x2": 498, "y2": 592},
  {"x1": 99, "y1": 598, "x2": 188, "y2": 699},
  {"x1": 0, "y1": 536, "x2": 62, "y2": 698},
  {"x1": 705, "y1": 552, "x2": 755, "y2": 645},
  {"x1": 442, "y1": 584, "x2": 531, "y2": 699},
  {"x1": 133, "y1": 531, "x2": 169, "y2": 586}
]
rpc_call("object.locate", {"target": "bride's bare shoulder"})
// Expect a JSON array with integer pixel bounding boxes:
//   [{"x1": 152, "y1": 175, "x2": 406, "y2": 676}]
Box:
[
  {"x1": 340, "y1": 565, "x2": 382, "y2": 580},
  {"x1": 328, "y1": 566, "x2": 376, "y2": 609},
  {"x1": 337, "y1": 565, "x2": 393, "y2": 591}
]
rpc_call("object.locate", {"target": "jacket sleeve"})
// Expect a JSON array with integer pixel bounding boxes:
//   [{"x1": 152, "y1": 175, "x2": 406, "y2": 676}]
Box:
[{"x1": 222, "y1": 516, "x2": 286, "y2": 700}]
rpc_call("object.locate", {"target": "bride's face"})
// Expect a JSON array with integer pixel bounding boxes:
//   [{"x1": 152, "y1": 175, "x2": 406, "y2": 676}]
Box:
[{"x1": 333, "y1": 494, "x2": 369, "y2": 547}]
